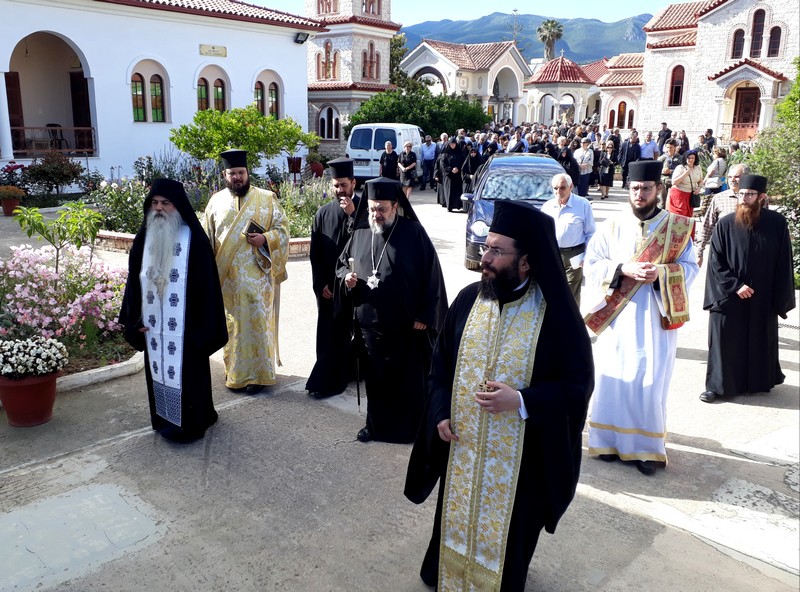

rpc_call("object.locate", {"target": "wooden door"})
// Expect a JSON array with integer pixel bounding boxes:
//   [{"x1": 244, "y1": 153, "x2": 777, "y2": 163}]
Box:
[
  {"x1": 69, "y1": 72, "x2": 93, "y2": 151},
  {"x1": 732, "y1": 88, "x2": 760, "y2": 141},
  {"x1": 5, "y1": 72, "x2": 24, "y2": 150}
]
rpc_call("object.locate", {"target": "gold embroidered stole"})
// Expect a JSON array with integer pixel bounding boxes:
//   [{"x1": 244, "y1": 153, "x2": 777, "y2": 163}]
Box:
[
  {"x1": 439, "y1": 284, "x2": 545, "y2": 592},
  {"x1": 215, "y1": 188, "x2": 274, "y2": 284},
  {"x1": 584, "y1": 211, "x2": 692, "y2": 335}
]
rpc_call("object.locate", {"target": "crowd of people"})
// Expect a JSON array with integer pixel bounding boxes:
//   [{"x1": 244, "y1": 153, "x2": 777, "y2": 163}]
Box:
[{"x1": 116, "y1": 124, "x2": 794, "y2": 589}]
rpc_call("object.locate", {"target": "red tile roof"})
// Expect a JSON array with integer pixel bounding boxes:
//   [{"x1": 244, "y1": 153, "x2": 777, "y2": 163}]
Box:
[
  {"x1": 644, "y1": 0, "x2": 710, "y2": 31},
  {"x1": 424, "y1": 40, "x2": 516, "y2": 71},
  {"x1": 647, "y1": 30, "x2": 697, "y2": 49},
  {"x1": 527, "y1": 55, "x2": 591, "y2": 84},
  {"x1": 597, "y1": 71, "x2": 643, "y2": 87},
  {"x1": 708, "y1": 58, "x2": 788, "y2": 81},
  {"x1": 318, "y1": 14, "x2": 400, "y2": 31},
  {"x1": 606, "y1": 53, "x2": 645, "y2": 69},
  {"x1": 695, "y1": 0, "x2": 733, "y2": 18},
  {"x1": 95, "y1": 0, "x2": 325, "y2": 30},
  {"x1": 308, "y1": 81, "x2": 394, "y2": 91},
  {"x1": 580, "y1": 58, "x2": 609, "y2": 83}
]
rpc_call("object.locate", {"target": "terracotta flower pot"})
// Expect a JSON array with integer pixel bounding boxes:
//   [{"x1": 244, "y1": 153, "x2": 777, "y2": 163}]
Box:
[
  {"x1": 1, "y1": 197, "x2": 20, "y2": 216},
  {"x1": 0, "y1": 372, "x2": 61, "y2": 426}
]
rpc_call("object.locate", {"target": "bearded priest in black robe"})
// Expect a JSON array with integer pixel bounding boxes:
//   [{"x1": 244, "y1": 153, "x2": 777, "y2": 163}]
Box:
[
  {"x1": 306, "y1": 158, "x2": 360, "y2": 399},
  {"x1": 120, "y1": 178, "x2": 228, "y2": 442},
  {"x1": 700, "y1": 174, "x2": 795, "y2": 403},
  {"x1": 337, "y1": 177, "x2": 448, "y2": 444},
  {"x1": 405, "y1": 200, "x2": 593, "y2": 591}
]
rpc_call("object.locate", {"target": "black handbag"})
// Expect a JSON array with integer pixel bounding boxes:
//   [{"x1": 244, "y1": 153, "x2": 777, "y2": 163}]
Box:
[{"x1": 689, "y1": 175, "x2": 701, "y2": 208}]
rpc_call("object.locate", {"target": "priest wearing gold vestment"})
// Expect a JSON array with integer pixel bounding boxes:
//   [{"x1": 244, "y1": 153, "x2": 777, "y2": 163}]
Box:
[
  {"x1": 405, "y1": 200, "x2": 593, "y2": 591},
  {"x1": 202, "y1": 149, "x2": 289, "y2": 393}
]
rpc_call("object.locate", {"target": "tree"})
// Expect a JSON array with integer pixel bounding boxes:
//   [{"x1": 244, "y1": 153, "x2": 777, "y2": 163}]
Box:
[
  {"x1": 346, "y1": 87, "x2": 491, "y2": 139},
  {"x1": 504, "y1": 9, "x2": 528, "y2": 55},
  {"x1": 746, "y1": 56, "x2": 800, "y2": 282},
  {"x1": 170, "y1": 105, "x2": 320, "y2": 171},
  {"x1": 389, "y1": 33, "x2": 431, "y2": 93},
  {"x1": 24, "y1": 152, "x2": 84, "y2": 195},
  {"x1": 536, "y1": 19, "x2": 564, "y2": 61}
]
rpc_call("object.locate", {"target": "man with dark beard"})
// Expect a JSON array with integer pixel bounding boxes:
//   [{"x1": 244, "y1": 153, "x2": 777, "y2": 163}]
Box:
[
  {"x1": 584, "y1": 161, "x2": 698, "y2": 476},
  {"x1": 337, "y1": 177, "x2": 448, "y2": 443},
  {"x1": 203, "y1": 149, "x2": 289, "y2": 393},
  {"x1": 306, "y1": 158, "x2": 359, "y2": 399},
  {"x1": 119, "y1": 179, "x2": 227, "y2": 443},
  {"x1": 405, "y1": 199, "x2": 593, "y2": 591},
  {"x1": 700, "y1": 174, "x2": 795, "y2": 403}
]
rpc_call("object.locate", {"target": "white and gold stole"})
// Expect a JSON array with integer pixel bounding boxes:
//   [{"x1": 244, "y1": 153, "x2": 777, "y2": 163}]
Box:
[
  {"x1": 140, "y1": 224, "x2": 191, "y2": 426},
  {"x1": 439, "y1": 283, "x2": 546, "y2": 591}
]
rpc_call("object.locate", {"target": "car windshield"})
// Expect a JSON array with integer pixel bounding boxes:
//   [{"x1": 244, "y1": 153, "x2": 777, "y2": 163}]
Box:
[{"x1": 481, "y1": 171, "x2": 553, "y2": 201}]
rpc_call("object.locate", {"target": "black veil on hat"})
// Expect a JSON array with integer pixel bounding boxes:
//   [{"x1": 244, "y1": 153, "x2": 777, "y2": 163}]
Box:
[
  {"x1": 627, "y1": 160, "x2": 663, "y2": 183},
  {"x1": 352, "y1": 177, "x2": 419, "y2": 229},
  {"x1": 738, "y1": 174, "x2": 768, "y2": 194},
  {"x1": 219, "y1": 149, "x2": 248, "y2": 169},
  {"x1": 142, "y1": 178, "x2": 204, "y2": 236},
  {"x1": 327, "y1": 157, "x2": 354, "y2": 179}
]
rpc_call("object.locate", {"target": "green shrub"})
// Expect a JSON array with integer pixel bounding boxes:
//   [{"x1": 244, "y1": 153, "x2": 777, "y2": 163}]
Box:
[
  {"x1": 270, "y1": 178, "x2": 330, "y2": 238},
  {"x1": 24, "y1": 151, "x2": 84, "y2": 194},
  {"x1": 90, "y1": 179, "x2": 148, "y2": 233}
]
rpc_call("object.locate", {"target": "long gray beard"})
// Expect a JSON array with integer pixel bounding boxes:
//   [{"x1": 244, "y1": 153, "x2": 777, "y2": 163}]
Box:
[
  {"x1": 369, "y1": 215, "x2": 396, "y2": 235},
  {"x1": 146, "y1": 209, "x2": 182, "y2": 296}
]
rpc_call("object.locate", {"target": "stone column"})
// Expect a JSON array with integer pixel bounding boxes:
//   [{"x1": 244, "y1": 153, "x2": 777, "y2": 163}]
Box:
[
  {"x1": 0, "y1": 73, "x2": 14, "y2": 161},
  {"x1": 759, "y1": 98, "x2": 777, "y2": 130}
]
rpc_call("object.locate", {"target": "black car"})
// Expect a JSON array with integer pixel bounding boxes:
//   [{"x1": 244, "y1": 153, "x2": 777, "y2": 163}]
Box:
[{"x1": 461, "y1": 153, "x2": 564, "y2": 270}]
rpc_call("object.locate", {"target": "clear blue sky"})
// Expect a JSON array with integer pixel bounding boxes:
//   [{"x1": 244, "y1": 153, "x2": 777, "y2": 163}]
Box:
[{"x1": 259, "y1": 0, "x2": 678, "y2": 26}]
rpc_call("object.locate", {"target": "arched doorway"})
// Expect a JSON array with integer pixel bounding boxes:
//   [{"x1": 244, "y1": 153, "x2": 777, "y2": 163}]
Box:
[
  {"x1": 731, "y1": 84, "x2": 761, "y2": 141},
  {"x1": 7, "y1": 32, "x2": 95, "y2": 156},
  {"x1": 413, "y1": 66, "x2": 446, "y2": 95}
]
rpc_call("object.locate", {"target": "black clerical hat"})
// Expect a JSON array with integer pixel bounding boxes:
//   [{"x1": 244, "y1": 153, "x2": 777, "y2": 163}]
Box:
[
  {"x1": 489, "y1": 200, "x2": 546, "y2": 256},
  {"x1": 364, "y1": 177, "x2": 401, "y2": 202},
  {"x1": 738, "y1": 174, "x2": 767, "y2": 193},
  {"x1": 628, "y1": 160, "x2": 663, "y2": 183},
  {"x1": 149, "y1": 178, "x2": 187, "y2": 204},
  {"x1": 327, "y1": 157, "x2": 354, "y2": 179},
  {"x1": 219, "y1": 149, "x2": 248, "y2": 169}
]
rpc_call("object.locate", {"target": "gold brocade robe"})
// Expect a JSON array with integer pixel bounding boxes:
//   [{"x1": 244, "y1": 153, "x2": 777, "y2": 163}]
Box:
[
  {"x1": 440, "y1": 284, "x2": 545, "y2": 591},
  {"x1": 203, "y1": 186, "x2": 288, "y2": 389}
]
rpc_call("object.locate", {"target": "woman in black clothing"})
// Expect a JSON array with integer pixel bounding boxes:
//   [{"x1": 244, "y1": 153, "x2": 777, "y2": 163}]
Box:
[
  {"x1": 441, "y1": 139, "x2": 465, "y2": 211},
  {"x1": 398, "y1": 141, "x2": 418, "y2": 199},
  {"x1": 379, "y1": 140, "x2": 400, "y2": 180},
  {"x1": 461, "y1": 146, "x2": 483, "y2": 193},
  {"x1": 597, "y1": 140, "x2": 617, "y2": 199}
]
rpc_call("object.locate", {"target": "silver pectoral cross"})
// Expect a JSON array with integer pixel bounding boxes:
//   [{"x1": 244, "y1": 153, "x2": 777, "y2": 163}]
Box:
[{"x1": 366, "y1": 273, "x2": 380, "y2": 290}]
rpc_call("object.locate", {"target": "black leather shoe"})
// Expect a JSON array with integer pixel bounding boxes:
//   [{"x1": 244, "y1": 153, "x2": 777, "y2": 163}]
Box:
[
  {"x1": 598, "y1": 454, "x2": 620, "y2": 462},
  {"x1": 245, "y1": 384, "x2": 265, "y2": 394},
  {"x1": 357, "y1": 427, "x2": 373, "y2": 442},
  {"x1": 309, "y1": 390, "x2": 336, "y2": 399},
  {"x1": 636, "y1": 460, "x2": 657, "y2": 476},
  {"x1": 699, "y1": 391, "x2": 717, "y2": 403}
]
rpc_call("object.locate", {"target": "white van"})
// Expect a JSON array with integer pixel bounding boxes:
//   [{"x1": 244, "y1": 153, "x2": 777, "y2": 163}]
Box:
[{"x1": 345, "y1": 123, "x2": 424, "y2": 182}]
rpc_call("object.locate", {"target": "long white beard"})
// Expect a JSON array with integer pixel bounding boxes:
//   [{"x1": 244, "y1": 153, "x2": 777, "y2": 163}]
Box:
[
  {"x1": 369, "y1": 213, "x2": 396, "y2": 235},
  {"x1": 146, "y1": 209, "x2": 182, "y2": 296}
]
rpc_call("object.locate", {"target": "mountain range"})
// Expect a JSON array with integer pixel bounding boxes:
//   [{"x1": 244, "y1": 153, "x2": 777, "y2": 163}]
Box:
[{"x1": 400, "y1": 12, "x2": 652, "y2": 65}]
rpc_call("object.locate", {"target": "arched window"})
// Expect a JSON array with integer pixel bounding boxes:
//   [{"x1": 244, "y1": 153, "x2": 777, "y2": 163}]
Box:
[
  {"x1": 318, "y1": 0, "x2": 336, "y2": 14},
  {"x1": 616, "y1": 102, "x2": 626, "y2": 129},
  {"x1": 319, "y1": 41, "x2": 338, "y2": 80},
  {"x1": 197, "y1": 78, "x2": 209, "y2": 111},
  {"x1": 375, "y1": 53, "x2": 381, "y2": 80},
  {"x1": 254, "y1": 81, "x2": 265, "y2": 115},
  {"x1": 731, "y1": 29, "x2": 745, "y2": 59},
  {"x1": 668, "y1": 66, "x2": 684, "y2": 106},
  {"x1": 131, "y1": 73, "x2": 145, "y2": 122},
  {"x1": 767, "y1": 26, "x2": 781, "y2": 57},
  {"x1": 362, "y1": 0, "x2": 379, "y2": 15},
  {"x1": 627, "y1": 109, "x2": 635, "y2": 129},
  {"x1": 363, "y1": 42, "x2": 377, "y2": 80},
  {"x1": 750, "y1": 9, "x2": 765, "y2": 58},
  {"x1": 150, "y1": 75, "x2": 165, "y2": 122},
  {"x1": 213, "y1": 79, "x2": 226, "y2": 111},
  {"x1": 608, "y1": 110, "x2": 615, "y2": 129},
  {"x1": 268, "y1": 82, "x2": 279, "y2": 118},
  {"x1": 361, "y1": 50, "x2": 368, "y2": 78},
  {"x1": 319, "y1": 106, "x2": 340, "y2": 140}
]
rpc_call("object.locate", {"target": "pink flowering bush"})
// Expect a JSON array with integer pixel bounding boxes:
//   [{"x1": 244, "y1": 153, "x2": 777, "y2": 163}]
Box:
[{"x1": 0, "y1": 245, "x2": 127, "y2": 350}]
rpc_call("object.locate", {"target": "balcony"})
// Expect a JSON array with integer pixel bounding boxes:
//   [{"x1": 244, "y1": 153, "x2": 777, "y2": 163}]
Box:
[{"x1": 10, "y1": 126, "x2": 96, "y2": 158}]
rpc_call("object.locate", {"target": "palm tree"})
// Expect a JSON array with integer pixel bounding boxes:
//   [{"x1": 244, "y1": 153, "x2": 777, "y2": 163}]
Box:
[{"x1": 536, "y1": 19, "x2": 564, "y2": 61}]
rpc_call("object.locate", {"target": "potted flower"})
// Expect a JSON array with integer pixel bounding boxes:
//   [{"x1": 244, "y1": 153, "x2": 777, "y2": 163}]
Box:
[
  {"x1": 0, "y1": 185, "x2": 25, "y2": 216},
  {"x1": 305, "y1": 151, "x2": 325, "y2": 178},
  {"x1": 0, "y1": 336, "x2": 69, "y2": 426}
]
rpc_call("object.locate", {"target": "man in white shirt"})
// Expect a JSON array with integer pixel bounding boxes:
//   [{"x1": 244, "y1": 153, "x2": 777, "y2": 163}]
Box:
[
  {"x1": 640, "y1": 131, "x2": 660, "y2": 160},
  {"x1": 541, "y1": 173, "x2": 596, "y2": 306},
  {"x1": 573, "y1": 137, "x2": 594, "y2": 199},
  {"x1": 419, "y1": 135, "x2": 438, "y2": 191}
]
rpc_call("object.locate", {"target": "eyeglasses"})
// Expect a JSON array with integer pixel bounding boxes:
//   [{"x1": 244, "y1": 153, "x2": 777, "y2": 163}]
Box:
[
  {"x1": 479, "y1": 244, "x2": 519, "y2": 258},
  {"x1": 737, "y1": 191, "x2": 759, "y2": 199},
  {"x1": 630, "y1": 184, "x2": 657, "y2": 193}
]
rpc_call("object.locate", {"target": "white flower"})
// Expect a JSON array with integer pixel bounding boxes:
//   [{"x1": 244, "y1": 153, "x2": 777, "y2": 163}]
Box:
[
  {"x1": 0, "y1": 337, "x2": 68, "y2": 380},
  {"x1": 100, "y1": 180, "x2": 108, "y2": 188}
]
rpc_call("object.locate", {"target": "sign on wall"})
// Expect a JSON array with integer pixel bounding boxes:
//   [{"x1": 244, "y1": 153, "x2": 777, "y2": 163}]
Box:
[{"x1": 199, "y1": 45, "x2": 227, "y2": 57}]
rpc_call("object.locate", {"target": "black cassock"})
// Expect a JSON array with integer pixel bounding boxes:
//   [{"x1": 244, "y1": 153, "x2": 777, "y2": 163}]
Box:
[
  {"x1": 703, "y1": 209, "x2": 795, "y2": 397},
  {"x1": 120, "y1": 203, "x2": 227, "y2": 439},
  {"x1": 337, "y1": 215, "x2": 448, "y2": 443},
  {"x1": 442, "y1": 149, "x2": 466, "y2": 211},
  {"x1": 306, "y1": 195, "x2": 359, "y2": 395},
  {"x1": 405, "y1": 281, "x2": 593, "y2": 591}
]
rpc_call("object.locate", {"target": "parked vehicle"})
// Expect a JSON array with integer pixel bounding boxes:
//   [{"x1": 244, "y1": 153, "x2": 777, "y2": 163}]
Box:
[
  {"x1": 462, "y1": 153, "x2": 564, "y2": 270},
  {"x1": 346, "y1": 123, "x2": 424, "y2": 182}
]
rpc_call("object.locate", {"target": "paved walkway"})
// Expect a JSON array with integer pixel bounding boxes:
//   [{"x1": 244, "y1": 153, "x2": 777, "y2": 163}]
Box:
[{"x1": 0, "y1": 189, "x2": 798, "y2": 591}]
